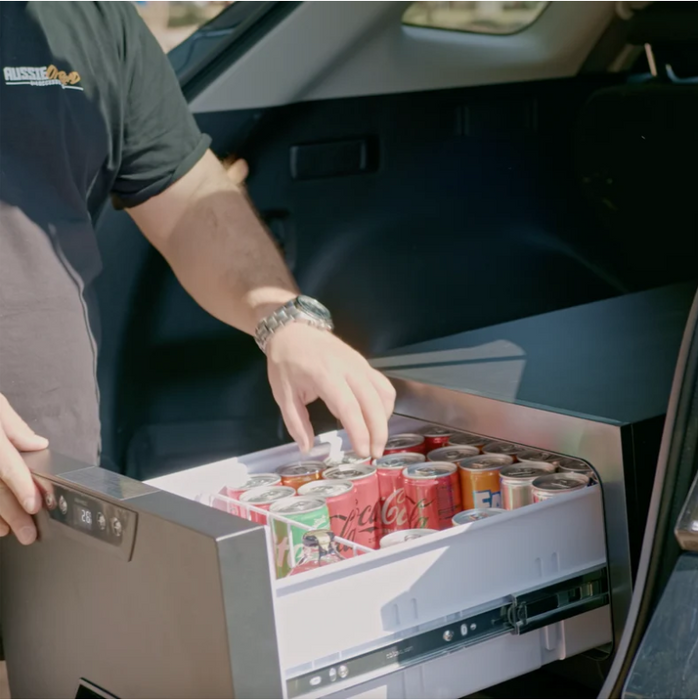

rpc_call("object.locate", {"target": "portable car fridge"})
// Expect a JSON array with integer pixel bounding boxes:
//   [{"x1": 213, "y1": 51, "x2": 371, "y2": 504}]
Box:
[{"x1": 1, "y1": 282, "x2": 694, "y2": 699}]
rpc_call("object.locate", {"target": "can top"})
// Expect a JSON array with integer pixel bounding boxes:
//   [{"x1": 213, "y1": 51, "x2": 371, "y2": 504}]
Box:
[
  {"x1": 269, "y1": 496, "x2": 327, "y2": 514},
  {"x1": 278, "y1": 462, "x2": 325, "y2": 478},
  {"x1": 516, "y1": 449, "x2": 554, "y2": 463},
  {"x1": 375, "y1": 452, "x2": 424, "y2": 469},
  {"x1": 380, "y1": 529, "x2": 438, "y2": 547},
  {"x1": 403, "y1": 462, "x2": 457, "y2": 479},
  {"x1": 458, "y1": 454, "x2": 514, "y2": 471},
  {"x1": 482, "y1": 441, "x2": 522, "y2": 456},
  {"x1": 324, "y1": 450, "x2": 370, "y2": 468},
  {"x1": 301, "y1": 529, "x2": 335, "y2": 548},
  {"x1": 449, "y1": 432, "x2": 487, "y2": 447},
  {"x1": 384, "y1": 433, "x2": 425, "y2": 451},
  {"x1": 427, "y1": 446, "x2": 479, "y2": 463},
  {"x1": 239, "y1": 485, "x2": 295, "y2": 504},
  {"x1": 453, "y1": 508, "x2": 505, "y2": 524},
  {"x1": 323, "y1": 464, "x2": 377, "y2": 481},
  {"x1": 500, "y1": 465, "x2": 550, "y2": 482},
  {"x1": 421, "y1": 426, "x2": 452, "y2": 438},
  {"x1": 229, "y1": 473, "x2": 280, "y2": 491},
  {"x1": 555, "y1": 457, "x2": 594, "y2": 474},
  {"x1": 532, "y1": 473, "x2": 589, "y2": 492},
  {"x1": 298, "y1": 479, "x2": 354, "y2": 498}
]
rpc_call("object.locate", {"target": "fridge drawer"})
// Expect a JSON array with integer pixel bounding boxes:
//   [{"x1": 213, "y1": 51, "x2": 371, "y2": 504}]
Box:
[{"x1": 148, "y1": 418, "x2": 611, "y2": 699}]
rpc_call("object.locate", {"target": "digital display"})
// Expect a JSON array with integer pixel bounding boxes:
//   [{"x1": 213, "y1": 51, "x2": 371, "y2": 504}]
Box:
[{"x1": 74, "y1": 504, "x2": 93, "y2": 530}]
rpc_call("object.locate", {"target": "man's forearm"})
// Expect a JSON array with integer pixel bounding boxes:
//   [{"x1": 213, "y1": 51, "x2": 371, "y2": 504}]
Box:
[{"x1": 129, "y1": 151, "x2": 297, "y2": 335}]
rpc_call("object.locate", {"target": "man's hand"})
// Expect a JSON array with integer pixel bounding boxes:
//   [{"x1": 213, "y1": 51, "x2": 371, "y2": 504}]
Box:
[
  {"x1": 0, "y1": 394, "x2": 48, "y2": 544},
  {"x1": 266, "y1": 324, "x2": 396, "y2": 459}
]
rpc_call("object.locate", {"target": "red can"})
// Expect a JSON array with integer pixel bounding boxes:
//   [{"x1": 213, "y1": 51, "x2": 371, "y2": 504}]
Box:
[
  {"x1": 239, "y1": 485, "x2": 295, "y2": 524},
  {"x1": 374, "y1": 453, "x2": 424, "y2": 534},
  {"x1": 403, "y1": 462, "x2": 462, "y2": 531},
  {"x1": 421, "y1": 426, "x2": 452, "y2": 453},
  {"x1": 220, "y1": 473, "x2": 281, "y2": 516},
  {"x1": 298, "y1": 479, "x2": 359, "y2": 557},
  {"x1": 383, "y1": 433, "x2": 426, "y2": 455},
  {"x1": 324, "y1": 450, "x2": 372, "y2": 469},
  {"x1": 278, "y1": 462, "x2": 325, "y2": 491},
  {"x1": 323, "y1": 465, "x2": 381, "y2": 549}
]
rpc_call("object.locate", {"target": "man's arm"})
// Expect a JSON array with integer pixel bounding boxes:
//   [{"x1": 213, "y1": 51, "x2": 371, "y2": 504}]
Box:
[{"x1": 127, "y1": 150, "x2": 395, "y2": 458}]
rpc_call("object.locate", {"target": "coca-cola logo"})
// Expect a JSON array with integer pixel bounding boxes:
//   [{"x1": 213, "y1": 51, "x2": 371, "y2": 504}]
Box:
[
  {"x1": 381, "y1": 489, "x2": 409, "y2": 528},
  {"x1": 405, "y1": 496, "x2": 435, "y2": 529}
]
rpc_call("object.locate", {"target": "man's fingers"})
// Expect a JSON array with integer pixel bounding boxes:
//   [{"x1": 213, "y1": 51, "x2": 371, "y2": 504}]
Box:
[
  {"x1": 319, "y1": 377, "x2": 371, "y2": 458},
  {"x1": 0, "y1": 395, "x2": 49, "y2": 452},
  {"x1": 0, "y1": 482, "x2": 36, "y2": 545},
  {"x1": 370, "y1": 371, "x2": 396, "y2": 418},
  {"x1": 278, "y1": 390, "x2": 315, "y2": 454},
  {"x1": 0, "y1": 432, "x2": 42, "y2": 514},
  {"x1": 0, "y1": 515, "x2": 10, "y2": 538},
  {"x1": 347, "y1": 374, "x2": 389, "y2": 459}
]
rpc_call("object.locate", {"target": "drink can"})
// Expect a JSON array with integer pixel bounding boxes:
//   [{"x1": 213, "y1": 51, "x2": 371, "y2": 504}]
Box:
[
  {"x1": 499, "y1": 465, "x2": 551, "y2": 510},
  {"x1": 403, "y1": 462, "x2": 462, "y2": 530},
  {"x1": 221, "y1": 473, "x2": 281, "y2": 516},
  {"x1": 383, "y1": 433, "x2": 426, "y2": 455},
  {"x1": 516, "y1": 449, "x2": 556, "y2": 465},
  {"x1": 482, "y1": 441, "x2": 524, "y2": 461},
  {"x1": 427, "y1": 446, "x2": 479, "y2": 464},
  {"x1": 452, "y1": 508, "x2": 505, "y2": 526},
  {"x1": 458, "y1": 454, "x2": 513, "y2": 510},
  {"x1": 374, "y1": 453, "x2": 424, "y2": 534},
  {"x1": 323, "y1": 465, "x2": 381, "y2": 549},
  {"x1": 324, "y1": 450, "x2": 372, "y2": 468},
  {"x1": 269, "y1": 496, "x2": 331, "y2": 578},
  {"x1": 555, "y1": 457, "x2": 596, "y2": 480},
  {"x1": 278, "y1": 462, "x2": 325, "y2": 491},
  {"x1": 239, "y1": 485, "x2": 295, "y2": 524},
  {"x1": 380, "y1": 529, "x2": 438, "y2": 548},
  {"x1": 448, "y1": 432, "x2": 488, "y2": 451},
  {"x1": 421, "y1": 426, "x2": 452, "y2": 452},
  {"x1": 531, "y1": 473, "x2": 589, "y2": 502},
  {"x1": 298, "y1": 479, "x2": 359, "y2": 557}
]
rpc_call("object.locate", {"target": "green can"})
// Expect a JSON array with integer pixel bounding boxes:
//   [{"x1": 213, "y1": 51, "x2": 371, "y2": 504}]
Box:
[{"x1": 269, "y1": 496, "x2": 330, "y2": 578}]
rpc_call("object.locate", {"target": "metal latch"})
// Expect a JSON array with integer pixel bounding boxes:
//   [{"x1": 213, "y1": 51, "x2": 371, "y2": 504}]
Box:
[{"x1": 509, "y1": 567, "x2": 610, "y2": 634}]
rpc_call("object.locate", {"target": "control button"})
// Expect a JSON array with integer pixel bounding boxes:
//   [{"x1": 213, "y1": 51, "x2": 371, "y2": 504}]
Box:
[
  {"x1": 44, "y1": 493, "x2": 56, "y2": 509},
  {"x1": 97, "y1": 513, "x2": 107, "y2": 531},
  {"x1": 443, "y1": 629, "x2": 454, "y2": 642},
  {"x1": 460, "y1": 623, "x2": 468, "y2": 637},
  {"x1": 111, "y1": 517, "x2": 123, "y2": 538},
  {"x1": 338, "y1": 665, "x2": 349, "y2": 679},
  {"x1": 309, "y1": 676, "x2": 322, "y2": 687},
  {"x1": 58, "y1": 496, "x2": 68, "y2": 515},
  {"x1": 329, "y1": 668, "x2": 337, "y2": 682},
  {"x1": 470, "y1": 623, "x2": 477, "y2": 631}
]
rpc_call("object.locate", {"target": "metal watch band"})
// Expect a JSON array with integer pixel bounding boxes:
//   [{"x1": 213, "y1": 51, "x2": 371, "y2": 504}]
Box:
[{"x1": 255, "y1": 298, "x2": 332, "y2": 353}]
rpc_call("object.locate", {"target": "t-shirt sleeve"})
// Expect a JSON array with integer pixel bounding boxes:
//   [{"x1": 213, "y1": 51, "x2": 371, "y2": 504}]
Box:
[{"x1": 110, "y1": 4, "x2": 211, "y2": 209}]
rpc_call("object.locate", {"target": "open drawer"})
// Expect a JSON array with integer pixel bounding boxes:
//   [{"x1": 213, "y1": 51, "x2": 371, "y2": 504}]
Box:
[{"x1": 148, "y1": 416, "x2": 612, "y2": 699}]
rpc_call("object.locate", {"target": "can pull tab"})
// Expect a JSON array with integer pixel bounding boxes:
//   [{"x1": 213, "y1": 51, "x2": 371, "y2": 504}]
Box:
[{"x1": 509, "y1": 567, "x2": 609, "y2": 634}]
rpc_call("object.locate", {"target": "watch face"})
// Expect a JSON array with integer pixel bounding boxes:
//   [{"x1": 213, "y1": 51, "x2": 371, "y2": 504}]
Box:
[{"x1": 297, "y1": 295, "x2": 331, "y2": 322}]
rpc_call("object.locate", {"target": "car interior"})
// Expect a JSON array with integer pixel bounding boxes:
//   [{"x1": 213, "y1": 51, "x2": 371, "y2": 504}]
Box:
[{"x1": 87, "y1": 2, "x2": 697, "y2": 696}]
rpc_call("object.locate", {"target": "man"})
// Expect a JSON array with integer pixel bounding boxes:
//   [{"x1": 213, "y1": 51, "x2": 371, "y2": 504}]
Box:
[{"x1": 0, "y1": 3, "x2": 395, "y2": 546}]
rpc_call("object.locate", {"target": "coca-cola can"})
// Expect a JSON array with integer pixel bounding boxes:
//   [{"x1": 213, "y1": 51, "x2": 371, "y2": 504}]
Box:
[
  {"x1": 221, "y1": 473, "x2": 281, "y2": 516},
  {"x1": 324, "y1": 450, "x2": 372, "y2": 469},
  {"x1": 427, "y1": 445, "x2": 479, "y2": 464},
  {"x1": 239, "y1": 485, "x2": 295, "y2": 524},
  {"x1": 383, "y1": 433, "x2": 426, "y2": 455},
  {"x1": 448, "y1": 433, "x2": 488, "y2": 451},
  {"x1": 531, "y1": 473, "x2": 589, "y2": 502},
  {"x1": 482, "y1": 441, "x2": 525, "y2": 460},
  {"x1": 380, "y1": 529, "x2": 438, "y2": 548},
  {"x1": 323, "y1": 465, "x2": 381, "y2": 549},
  {"x1": 500, "y1": 465, "x2": 551, "y2": 510},
  {"x1": 278, "y1": 462, "x2": 325, "y2": 491},
  {"x1": 403, "y1": 462, "x2": 462, "y2": 530},
  {"x1": 421, "y1": 426, "x2": 452, "y2": 453},
  {"x1": 297, "y1": 479, "x2": 359, "y2": 557},
  {"x1": 374, "y1": 453, "x2": 424, "y2": 534}
]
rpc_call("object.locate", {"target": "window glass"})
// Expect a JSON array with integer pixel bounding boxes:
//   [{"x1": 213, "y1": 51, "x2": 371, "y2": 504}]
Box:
[
  {"x1": 403, "y1": 2, "x2": 549, "y2": 36},
  {"x1": 133, "y1": 1, "x2": 234, "y2": 52}
]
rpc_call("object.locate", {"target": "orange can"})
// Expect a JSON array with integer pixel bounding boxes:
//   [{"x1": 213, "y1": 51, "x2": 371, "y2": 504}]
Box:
[
  {"x1": 458, "y1": 454, "x2": 513, "y2": 510},
  {"x1": 278, "y1": 462, "x2": 325, "y2": 491}
]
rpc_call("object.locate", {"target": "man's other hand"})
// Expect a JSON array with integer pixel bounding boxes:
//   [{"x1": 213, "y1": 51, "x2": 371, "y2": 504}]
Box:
[
  {"x1": 266, "y1": 325, "x2": 396, "y2": 459},
  {"x1": 0, "y1": 394, "x2": 48, "y2": 544}
]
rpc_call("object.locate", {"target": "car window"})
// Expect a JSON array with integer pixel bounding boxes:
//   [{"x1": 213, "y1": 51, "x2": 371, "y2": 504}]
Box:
[
  {"x1": 403, "y1": 1, "x2": 549, "y2": 36},
  {"x1": 133, "y1": 1, "x2": 233, "y2": 52}
]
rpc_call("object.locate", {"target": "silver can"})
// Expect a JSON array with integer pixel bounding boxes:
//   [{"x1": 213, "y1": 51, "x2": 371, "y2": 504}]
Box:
[
  {"x1": 555, "y1": 457, "x2": 596, "y2": 480},
  {"x1": 531, "y1": 473, "x2": 589, "y2": 502},
  {"x1": 427, "y1": 445, "x2": 480, "y2": 464},
  {"x1": 380, "y1": 529, "x2": 438, "y2": 548},
  {"x1": 452, "y1": 508, "x2": 505, "y2": 525},
  {"x1": 500, "y1": 465, "x2": 551, "y2": 510}
]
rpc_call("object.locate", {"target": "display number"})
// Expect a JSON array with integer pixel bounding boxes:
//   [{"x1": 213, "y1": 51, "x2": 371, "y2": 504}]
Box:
[{"x1": 79, "y1": 507, "x2": 92, "y2": 527}]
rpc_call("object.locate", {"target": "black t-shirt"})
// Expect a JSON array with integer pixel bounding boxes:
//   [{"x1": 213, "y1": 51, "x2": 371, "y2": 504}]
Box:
[{"x1": 0, "y1": 2, "x2": 210, "y2": 463}]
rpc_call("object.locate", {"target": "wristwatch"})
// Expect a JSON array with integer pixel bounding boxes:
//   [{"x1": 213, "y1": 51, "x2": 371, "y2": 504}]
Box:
[{"x1": 254, "y1": 295, "x2": 334, "y2": 353}]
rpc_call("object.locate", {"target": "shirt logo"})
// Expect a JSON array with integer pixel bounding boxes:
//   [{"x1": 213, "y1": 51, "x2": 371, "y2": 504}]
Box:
[{"x1": 3, "y1": 64, "x2": 83, "y2": 90}]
